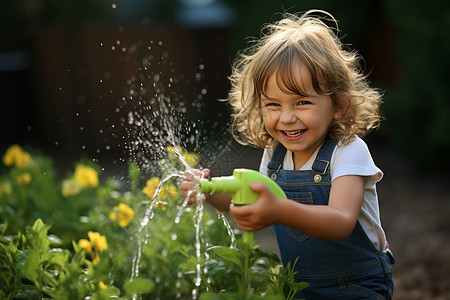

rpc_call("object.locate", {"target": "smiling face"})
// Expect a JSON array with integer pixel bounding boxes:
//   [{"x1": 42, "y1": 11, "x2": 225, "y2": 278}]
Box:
[{"x1": 261, "y1": 62, "x2": 342, "y2": 168}]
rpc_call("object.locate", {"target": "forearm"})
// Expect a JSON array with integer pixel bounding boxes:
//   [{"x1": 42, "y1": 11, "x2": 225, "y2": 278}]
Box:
[
  {"x1": 205, "y1": 193, "x2": 232, "y2": 212},
  {"x1": 276, "y1": 199, "x2": 358, "y2": 241}
]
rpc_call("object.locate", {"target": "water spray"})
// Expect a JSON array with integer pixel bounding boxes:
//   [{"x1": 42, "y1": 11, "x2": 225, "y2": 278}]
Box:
[{"x1": 199, "y1": 169, "x2": 286, "y2": 245}]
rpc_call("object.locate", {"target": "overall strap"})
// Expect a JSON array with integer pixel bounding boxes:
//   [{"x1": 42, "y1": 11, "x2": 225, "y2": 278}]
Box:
[
  {"x1": 311, "y1": 138, "x2": 337, "y2": 174},
  {"x1": 267, "y1": 143, "x2": 286, "y2": 181},
  {"x1": 267, "y1": 138, "x2": 337, "y2": 180}
]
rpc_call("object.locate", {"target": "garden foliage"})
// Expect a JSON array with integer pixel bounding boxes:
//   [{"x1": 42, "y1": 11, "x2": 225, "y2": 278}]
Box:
[{"x1": 0, "y1": 145, "x2": 307, "y2": 299}]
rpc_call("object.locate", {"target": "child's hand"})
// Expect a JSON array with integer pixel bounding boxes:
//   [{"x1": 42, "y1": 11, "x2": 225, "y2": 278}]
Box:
[
  {"x1": 229, "y1": 182, "x2": 282, "y2": 231},
  {"x1": 180, "y1": 168, "x2": 210, "y2": 204}
]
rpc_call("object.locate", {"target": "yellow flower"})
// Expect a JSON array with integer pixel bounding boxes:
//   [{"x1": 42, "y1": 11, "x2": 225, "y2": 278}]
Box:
[
  {"x1": 15, "y1": 151, "x2": 31, "y2": 168},
  {"x1": 183, "y1": 153, "x2": 200, "y2": 167},
  {"x1": 2, "y1": 145, "x2": 19, "y2": 166},
  {"x1": 166, "y1": 184, "x2": 178, "y2": 198},
  {"x1": 3, "y1": 145, "x2": 31, "y2": 168},
  {"x1": 109, "y1": 210, "x2": 117, "y2": 221},
  {"x1": 143, "y1": 177, "x2": 160, "y2": 198},
  {"x1": 88, "y1": 231, "x2": 108, "y2": 251},
  {"x1": 99, "y1": 281, "x2": 108, "y2": 290},
  {"x1": 0, "y1": 182, "x2": 12, "y2": 196},
  {"x1": 16, "y1": 173, "x2": 31, "y2": 185},
  {"x1": 116, "y1": 203, "x2": 134, "y2": 227},
  {"x1": 92, "y1": 253, "x2": 100, "y2": 265},
  {"x1": 79, "y1": 232, "x2": 107, "y2": 265},
  {"x1": 79, "y1": 238, "x2": 93, "y2": 254},
  {"x1": 61, "y1": 178, "x2": 82, "y2": 197},
  {"x1": 158, "y1": 185, "x2": 166, "y2": 200},
  {"x1": 167, "y1": 146, "x2": 183, "y2": 156},
  {"x1": 74, "y1": 165, "x2": 99, "y2": 188},
  {"x1": 153, "y1": 202, "x2": 166, "y2": 211}
]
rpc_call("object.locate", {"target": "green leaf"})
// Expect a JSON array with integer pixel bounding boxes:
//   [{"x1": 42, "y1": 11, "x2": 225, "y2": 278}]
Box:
[
  {"x1": 12, "y1": 284, "x2": 40, "y2": 299},
  {"x1": 199, "y1": 292, "x2": 241, "y2": 300},
  {"x1": 91, "y1": 286, "x2": 122, "y2": 300},
  {"x1": 289, "y1": 281, "x2": 309, "y2": 292},
  {"x1": 47, "y1": 248, "x2": 70, "y2": 266},
  {"x1": 27, "y1": 219, "x2": 51, "y2": 251},
  {"x1": 0, "y1": 222, "x2": 7, "y2": 234},
  {"x1": 124, "y1": 278, "x2": 155, "y2": 295},
  {"x1": 31, "y1": 218, "x2": 46, "y2": 233},
  {"x1": 47, "y1": 234, "x2": 63, "y2": 246},
  {"x1": 212, "y1": 247, "x2": 242, "y2": 267},
  {"x1": 199, "y1": 292, "x2": 282, "y2": 300},
  {"x1": 16, "y1": 249, "x2": 39, "y2": 282}
]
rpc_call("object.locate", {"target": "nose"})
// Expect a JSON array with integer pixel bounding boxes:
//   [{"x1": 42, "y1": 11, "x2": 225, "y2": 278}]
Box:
[{"x1": 279, "y1": 108, "x2": 297, "y2": 124}]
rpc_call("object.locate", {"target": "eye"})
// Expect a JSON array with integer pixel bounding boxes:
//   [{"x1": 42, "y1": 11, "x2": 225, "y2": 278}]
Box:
[
  {"x1": 264, "y1": 102, "x2": 280, "y2": 107},
  {"x1": 297, "y1": 100, "x2": 311, "y2": 105}
]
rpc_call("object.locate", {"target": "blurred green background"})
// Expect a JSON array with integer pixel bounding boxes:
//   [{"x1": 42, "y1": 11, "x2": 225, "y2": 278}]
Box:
[{"x1": 1, "y1": 0, "x2": 450, "y2": 171}]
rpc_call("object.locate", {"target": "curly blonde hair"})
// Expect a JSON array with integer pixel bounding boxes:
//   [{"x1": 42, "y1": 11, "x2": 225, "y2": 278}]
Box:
[{"x1": 227, "y1": 10, "x2": 382, "y2": 148}]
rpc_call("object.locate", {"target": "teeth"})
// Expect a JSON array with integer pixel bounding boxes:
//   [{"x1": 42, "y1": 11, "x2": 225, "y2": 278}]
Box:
[{"x1": 284, "y1": 130, "x2": 304, "y2": 137}]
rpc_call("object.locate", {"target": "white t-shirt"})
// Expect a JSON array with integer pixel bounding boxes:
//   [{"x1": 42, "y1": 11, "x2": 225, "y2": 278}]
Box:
[{"x1": 259, "y1": 136, "x2": 387, "y2": 252}]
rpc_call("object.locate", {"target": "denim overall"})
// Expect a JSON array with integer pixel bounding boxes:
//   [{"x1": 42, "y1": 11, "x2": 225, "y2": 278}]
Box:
[{"x1": 267, "y1": 139, "x2": 394, "y2": 299}]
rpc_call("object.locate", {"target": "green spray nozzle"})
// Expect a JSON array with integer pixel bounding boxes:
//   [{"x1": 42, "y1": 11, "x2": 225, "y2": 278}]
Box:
[{"x1": 200, "y1": 168, "x2": 286, "y2": 245}]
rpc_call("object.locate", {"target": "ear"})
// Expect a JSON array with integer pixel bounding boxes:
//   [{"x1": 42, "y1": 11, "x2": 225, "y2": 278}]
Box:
[{"x1": 333, "y1": 99, "x2": 349, "y2": 121}]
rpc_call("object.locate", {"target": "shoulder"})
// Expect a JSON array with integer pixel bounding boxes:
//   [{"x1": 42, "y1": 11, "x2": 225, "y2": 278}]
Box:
[
  {"x1": 334, "y1": 136, "x2": 371, "y2": 163},
  {"x1": 337, "y1": 135, "x2": 369, "y2": 152},
  {"x1": 331, "y1": 136, "x2": 382, "y2": 182}
]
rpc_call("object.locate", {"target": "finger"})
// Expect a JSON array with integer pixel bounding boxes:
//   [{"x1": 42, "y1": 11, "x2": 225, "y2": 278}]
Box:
[
  {"x1": 249, "y1": 182, "x2": 270, "y2": 195},
  {"x1": 186, "y1": 189, "x2": 197, "y2": 205},
  {"x1": 229, "y1": 203, "x2": 252, "y2": 218},
  {"x1": 201, "y1": 169, "x2": 211, "y2": 179},
  {"x1": 183, "y1": 169, "x2": 202, "y2": 179},
  {"x1": 233, "y1": 218, "x2": 259, "y2": 232}
]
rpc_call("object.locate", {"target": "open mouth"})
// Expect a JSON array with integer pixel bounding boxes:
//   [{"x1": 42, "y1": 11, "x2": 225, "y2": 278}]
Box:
[{"x1": 282, "y1": 129, "x2": 307, "y2": 137}]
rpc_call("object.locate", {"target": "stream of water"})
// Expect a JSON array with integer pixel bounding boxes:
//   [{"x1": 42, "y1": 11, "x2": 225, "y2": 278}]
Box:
[{"x1": 93, "y1": 33, "x2": 238, "y2": 299}]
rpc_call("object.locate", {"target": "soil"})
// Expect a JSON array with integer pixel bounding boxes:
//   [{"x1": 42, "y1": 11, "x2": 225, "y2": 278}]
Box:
[{"x1": 373, "y1": 147, "x2": 450, "y2": 300}]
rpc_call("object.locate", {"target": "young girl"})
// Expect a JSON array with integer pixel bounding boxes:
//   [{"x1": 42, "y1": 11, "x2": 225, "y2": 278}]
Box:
[{"x1": 181, "y1": 10, "x2": 394, "y2": 299}]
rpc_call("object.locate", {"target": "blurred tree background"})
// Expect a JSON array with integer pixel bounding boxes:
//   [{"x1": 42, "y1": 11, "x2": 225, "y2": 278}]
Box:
[{"x1": 1, "y1": 0, "x2": 450, "y2": 171}]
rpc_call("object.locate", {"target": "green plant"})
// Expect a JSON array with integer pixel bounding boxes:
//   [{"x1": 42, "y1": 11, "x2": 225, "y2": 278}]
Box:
[
  {"x1": 0, "y1": 219, "x2": 120, "y2": 299},
  {"x1": 0, "y1": 144, "x2": 306, "y2": 299},
  {"x1": 200, "y1": 239, "x2": 308, "y2": 300}
]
